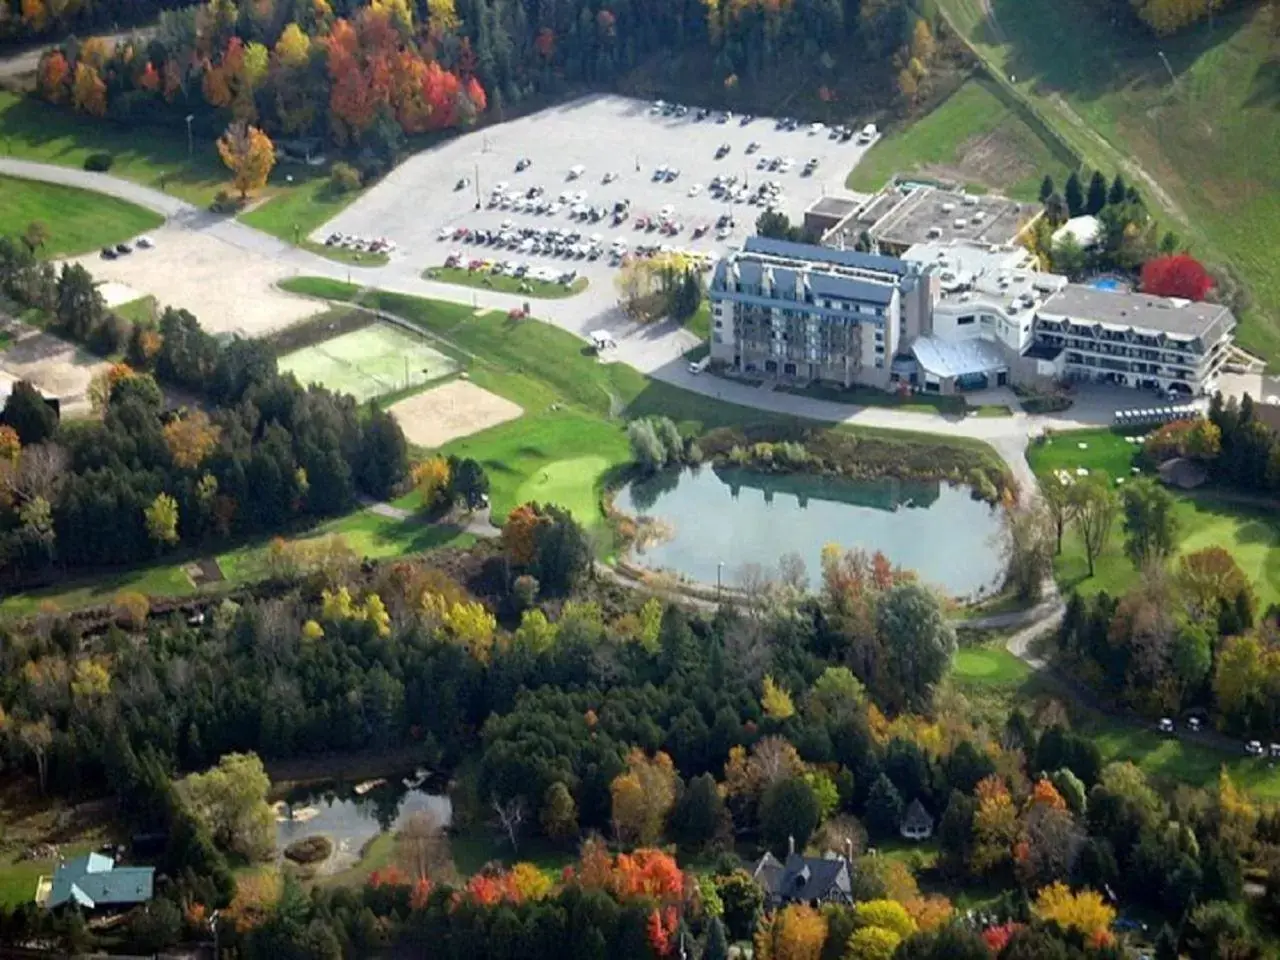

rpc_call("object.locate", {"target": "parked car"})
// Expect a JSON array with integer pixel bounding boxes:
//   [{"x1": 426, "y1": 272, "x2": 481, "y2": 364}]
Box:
[
  {"x1": 115, "y1": 242, "x2": 133, "y2": 255},
  {"x1": 1158, "y1": 718, "x2": 1175, "y2": 734},
  {"x1": 101, "y1": 246, "x2": 117, "y2": 259},
  {"x1": 135, "y1": 236, "x2": 155, "y2": 249},
  {"x1": 515, "y1": 157, "x2": 532, "y2": 171},
  {"x1": 455, "y1": 177, "x2": 469, "y2": 190},
  {"x1": 1245, "y1": 740, "x2": 1265, "y2": 757}
]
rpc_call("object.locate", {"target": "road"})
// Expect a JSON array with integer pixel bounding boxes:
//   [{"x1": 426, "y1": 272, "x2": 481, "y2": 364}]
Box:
[{"x1": 0, "y1": 26, "x2": 157, "y2": 79}]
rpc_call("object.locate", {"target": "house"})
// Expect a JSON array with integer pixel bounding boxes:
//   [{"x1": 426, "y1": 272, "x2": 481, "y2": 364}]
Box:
[
  {"x1": 900, "y1": 799, "x2": 934, "y2": 841},
  {"x1": 36, "y1": 852, "x2": 155, "y2": 911},
  {"x1": 752, "y1": 849, "x2": 853, "y2": 907}
]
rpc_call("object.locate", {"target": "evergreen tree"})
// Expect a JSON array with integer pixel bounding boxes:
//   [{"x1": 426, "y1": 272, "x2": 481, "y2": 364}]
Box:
[
  {"x1": 1039, "y1": 174, "x2": 1055, "y2": 204},
  {"x1": 1064, "y1": 171, "x2": 1085, "y2": 217},
  {"x1": 703, "y1": 916, "x2": 729, "y2": 960},
  {"x1": 2, "y1": 380, "x2": 57, "y2": 444},
  {"x1": 670, "y1": 773, "x2": 728, "y2": 852},
  {"x1": 865, "y1": 773, "x2": 903, "y2": 839},
  {"x1": 1086, "y1": 170, "x2": 1108, "y2": 215},
  {"x1": 1108, "y1": 172, "x2": 1128, "y2": 206}
]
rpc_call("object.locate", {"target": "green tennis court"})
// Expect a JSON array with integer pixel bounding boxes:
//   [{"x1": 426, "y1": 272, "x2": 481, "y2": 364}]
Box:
[{"x1": 278, "y1": 324, "x2": 457, "y2": 402}]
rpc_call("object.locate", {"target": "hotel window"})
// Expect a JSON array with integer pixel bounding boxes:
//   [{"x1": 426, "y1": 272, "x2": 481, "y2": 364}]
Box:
[{"x1": 957, "y1": 315, "x2": 976, "y2": 326}]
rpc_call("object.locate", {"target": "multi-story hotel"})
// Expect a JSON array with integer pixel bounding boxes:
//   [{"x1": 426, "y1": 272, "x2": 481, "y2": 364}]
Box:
[{"x1": 708, "y1": 234, "x2": 1237, "y2": 397}]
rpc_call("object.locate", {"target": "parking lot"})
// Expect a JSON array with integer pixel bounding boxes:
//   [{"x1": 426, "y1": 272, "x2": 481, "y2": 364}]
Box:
[{"x1": 317, "y1": 94, "x2": 876, "y2": 309}]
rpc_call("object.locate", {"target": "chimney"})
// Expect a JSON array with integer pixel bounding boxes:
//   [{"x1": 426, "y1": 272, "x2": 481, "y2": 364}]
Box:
[{"x1": 788, "y1": 835, "x2": 795, "y2": 856}]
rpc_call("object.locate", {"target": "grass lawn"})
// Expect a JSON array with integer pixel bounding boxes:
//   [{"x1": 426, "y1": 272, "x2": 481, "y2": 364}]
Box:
[
  {"x1": 317, "y1": 832, "x2": 396, "y2": 889},
  {"x1": 424, "y1": 265, "x2": 589, "y2": 299},
  {"x1": 684, "y1": 301, "x2": 711, "y2": 340},
  {"x1": 449, "y1": 832, "x2": 573, "y2": 878},
  {"x1": 0, "y1": 842, "x2": 98, "y2": 909},
  {"x1": 0, "y1": 91, "x2": 228, "y2": 207},
  {"x1": 112, "y1": 295, "x2": 158, "y2": 326},
  {"x1": 1026, "y1": 427, "x2": 1141, "y2": 481},
  {"x1": 934, "y1": 0, "x2": 1280, "y2": 362},
  {"x1": 845, "y1": 76, "x2": 1074, "y2": 201},
  {"x1": 776, "y1": 381, "x2": 967, "y2": 415},
  {"x1": 0, "y1": 174, "x2": 162, "y2": 256},
  {"x1": 953, "y1": 646, "x2": 1032, "y2": 686}
]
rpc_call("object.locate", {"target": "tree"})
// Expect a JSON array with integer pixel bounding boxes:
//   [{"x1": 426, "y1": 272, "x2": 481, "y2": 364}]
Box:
[
  {"x1": 704, "y1": 916, "x2": 729, "y2": 960},
  {"x1": 846, "y1": 926, "x2": 900, "y2": 960},
  {"x1": 758, "y1": 904, "x2": 827, "y2": 960},
  {"x1": 16, "y1": 719, "x2": 53, "y2": 793},
  {"x1": 1071, "y1": 474, "x2": 1118, "y2": 578},
  {"x1": 896, "y1": 67, "x2": 918, "y2": 103},
  {"x1": 37, "y1": 50, "x2": 70, "y2": 103},
  {"x1": 875, "y1": 581, "x2": 956, "y2": 711},
  {"x1": 1085, "y1": 170, "x2": 1108, "y2": 216},
  {"x1": 1184, "y1": 901, "x2": 1260, "y2": 960},
  {"x1": 670, "y1": 773, "x2": 728, "y2": 852},
  {"x1": 71, "y1": 62, "x2": 107, "y2": 116},
  {"x1": 177, "y1": 752, "x2": 275, "y2": 862},
  {"x1": 1003, "y1": 501, "x2": 1055, "y2": 601},
  {"x1": 1108, "y1": 173, "x2": 1128, "y2": 206},
  {"x1": 715, "y1": 870, "x2": 764, "y2": 941},
  {"x1": 1064, "y1": 171, "x2": 1084, "y2": 217},
  {"x1": 413, "y1": 456, "x2": 451, "y2": 510},
  {"x1": 217, "y1": 122, "x2": 277, "y2": 200},
  {"x1": 22, "y1": 220, "x2": 49, "y2": 255},
  {"x1": 761, "y1": 674, "x2": 796, "y2": 720},
  {"x1": 972, "y1": 775, "x2": 1017, "y2": 874},
  {"x1": 1051, "y1": 234, "x2": 1086, "y2": 278},
  {"x1": 163, "y1": 410, "x2": 221, "y2": 469},
  {"x1": 865, "y1": 773, "x2": 903, "y2": 839},
  {"x1": 756, "y1": 209, "x2": 799, "y2": 240},
  {"x1": 1121, "y1": 476, "x2": 1179, "y2": 568},
  {"x1": 540, "y1": 782, "x2": 579, "y2": 842},
  {"x1": 1042, "y1": 478, "x2": 1077, "y2": 555},
  {"x1": 759, "y1": 775, "x2": 821, "y2": 854},
  {"x1": 144, "y1": 492, "x2": 181, "y2": 548},
  {"x1": 532, "y1": 504, "x2": 592, "y2": 595},
  {"x1": 1039, "y1": 175, "x2": 1056, "y2": 204},
  {"x1": 2, "y1": 380, "x2": 56, "y2": 444},
  {"x1": 610, "y1": 749, "x2": 677, "y2": 846},
  {"x1": 1033, "y1": 881, "x2": 1115, "y2": 942},
  {"x1": 1141, "y1": 254, "x2": 1214, "y2": 301},
  {"x1": 450, "y1": 457, "x2": 490, "y2": 510}
]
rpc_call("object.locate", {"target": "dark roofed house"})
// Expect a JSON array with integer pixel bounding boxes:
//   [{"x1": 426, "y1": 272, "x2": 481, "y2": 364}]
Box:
[
  {"x1": 752, "y1": 849, "x2": 853, "y2": 907},
  {"x1": 36, "y1": 853, "x2": 154, "y2": 911},
  {"x1": 900, "y1": 799, "x2": 934, "y2": 841}
]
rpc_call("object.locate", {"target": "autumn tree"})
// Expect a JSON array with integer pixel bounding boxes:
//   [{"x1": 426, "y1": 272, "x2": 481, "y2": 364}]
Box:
[
  {"x1": 757, "y1": 904, "x2": 827, "y2": 960},
  {"x1": 164, "y1": 410, "x2": 222, "y2": 470},
  {"x1": 761, "y1": 674, "x2": 796, "y2": 720},
  {"x1": 540, "y1": 781, "x2": 579, "y2": 842},
  {"x1": 413, "y1": 456, "x2": 451, "y2": 510},
  {"x1": 1141, "y1": 253, "x2": 1214, "y2": 301},
  {"x1": 71, "y1": 62, "x2": 107, "y2": 117},
  {"x1": 502, "y1": 502, "x2": 546, "y2": 566},
  {"x1": 1032, "y1": 881, "x2": 1116, "y2": 943},
  {"x1": 217, "y1": 121, "x2": 277, "y2": 199},
  {"x1": 37, "y1": 50, "x2": 70, "y2": 102},
  {"x1": 972, "y1": 775, "x2": 1018, "y2": 875},
  {"x1": 610, "y1": 749, "x2": 677, "y2": 845},
  {"x1": 145, "y1": 492, "x2": 181, "y2": 548},
  {"x1": 177, "y1": 752, "x2": 275, "y2": 862}
]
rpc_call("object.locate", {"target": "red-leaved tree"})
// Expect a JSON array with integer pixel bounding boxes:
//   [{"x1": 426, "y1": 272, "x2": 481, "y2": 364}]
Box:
[{"x1": 1140, "y1": 254, "x2": 1213, "y2": 301}]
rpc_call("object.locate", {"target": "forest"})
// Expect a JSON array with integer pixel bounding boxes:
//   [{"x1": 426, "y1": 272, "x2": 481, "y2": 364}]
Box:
[
  {"x1": 20, "y1": 0, "x2": 924, "y2": 162},
  {"x1": 0, "y1": 507, "x2": 1277, "y2": 958},
  {"x1": 0, "y1": 233, "x2": 411, "y2": 582}
]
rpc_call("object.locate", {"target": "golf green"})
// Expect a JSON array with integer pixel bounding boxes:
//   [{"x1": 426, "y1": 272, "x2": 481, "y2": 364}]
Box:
[
  {"x1": 514, "y1": 456, "x2": 611, "y2": 528},
  {"x1": 953, "y1": 647, "x2": 1031, "y2": 685}
]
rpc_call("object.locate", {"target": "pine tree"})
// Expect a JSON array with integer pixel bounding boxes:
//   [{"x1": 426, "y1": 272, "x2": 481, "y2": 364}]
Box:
[
  {"x1": 1085, "y1": 170, "x2": 1108, "y2": 216},
  {"x1": 1107, "y1": 172, "x2": 1128, "y2": 206},
  {"x1": 1064, "y1": 171, "x2": 1084, "y2": 217},
  {"x1": 704, "y1": 917, "x2": 729, "y2": 960},
  {"x1": 1039, "y1": 174, "x2": 1055, "y2": 204}
]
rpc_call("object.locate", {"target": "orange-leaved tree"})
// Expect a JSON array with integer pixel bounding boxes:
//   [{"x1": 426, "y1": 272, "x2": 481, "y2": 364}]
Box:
[
  {"x1": 71, "y1": 61, "x2": 107, "y2": 117},
  {"x1": 37, "y1": 50, "x2": 70, "y2": 103},
  {"x1": 217, "y1": 121, "x2": 276, "y2": 199},
  {"x1": 1033, "y1": 881, "x2": 1115, "y2": 944}
]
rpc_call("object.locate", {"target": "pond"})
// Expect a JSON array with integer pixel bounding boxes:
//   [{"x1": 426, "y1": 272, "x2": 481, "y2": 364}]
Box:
[
  {"x1": 613, "y1": 466, "x2": 1005, "y2": 597},
  {"x1": 275, "y1": 775, "x2": 452, "y2": 875}
]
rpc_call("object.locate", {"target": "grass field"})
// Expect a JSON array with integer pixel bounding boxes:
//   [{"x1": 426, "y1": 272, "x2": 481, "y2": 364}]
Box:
[
  {"x1": 953, "y1": 646, "x2": 1032, "y2": 686},
  {"x1": 1026, "y1": 427, "x2": 1280, "y2": 602},
  {"x1": 278, "y1": 325, "x2": 458, "y2": 403},
  {"x1": 0, "y1": 174, "x2": 162, "y2": 256},
  {"x1": 847, "y1": 77, "x2": 1074, "y2": 200},
  {"x1": 935, "y1": 0, "x2": 1280, "y2": 362},
  {"x1": 112, "y1": 295, "x2": 158, "y2": 326},
  {"x1": 424, "y1": 265, "x2": 589, "y2": 299}
]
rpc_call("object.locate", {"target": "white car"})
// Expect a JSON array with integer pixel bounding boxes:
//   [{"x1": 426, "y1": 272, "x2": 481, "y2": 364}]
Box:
[
  {"x1": 780, "y1": 157, "x2": 795, "y2": 171},
  {"x1": 493, "y1": 180, "x2": 509, "y2": 193},
  {"x1": 716, "y1": 226, "x2": 732, "y2": 240},
  {"x1": 809, "y1": 122, "x2": 824, "y2": 135},
  {"x1": 500, "y1": 219, "x2": 514, "y2": 231},
  {"x1": 659, "y1": 205, "x2": 675, "y2": 220},
  {"x1": 688, "y1": 184, "x2": 702, "y2": 197}
]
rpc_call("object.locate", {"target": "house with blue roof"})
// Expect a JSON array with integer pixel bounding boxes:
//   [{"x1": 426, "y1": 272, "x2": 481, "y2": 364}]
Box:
[{"x1": 36, "y1": 852, "x2": 155, "y2": 911}]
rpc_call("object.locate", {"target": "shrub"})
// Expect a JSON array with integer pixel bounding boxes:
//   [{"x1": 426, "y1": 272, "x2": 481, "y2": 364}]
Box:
[
  {"x1": 83, "y1": 151, "x2": 114, "y2": 172},
  {"x1": 283, "y1": 835, "x2": 333, "y2": 864},
  {"x1": 329, "y1": 161, "x2": 361, "y2": 194}
]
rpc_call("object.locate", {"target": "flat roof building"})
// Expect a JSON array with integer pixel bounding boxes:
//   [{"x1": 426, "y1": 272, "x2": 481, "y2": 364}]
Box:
[
  {"x1": 822, "y1": 185, "x2": 1038, "y2": 256},
  {"x1": 803, "y1": 195, "x2": 863, "y2": 238}
]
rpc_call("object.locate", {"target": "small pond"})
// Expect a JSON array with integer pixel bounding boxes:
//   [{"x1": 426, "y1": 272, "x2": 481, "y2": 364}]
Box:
[
  {"x1": 275, "y1": 776, "x2": 452, "y2": 875},
  {"x1": 614, "y1": 466, "x2": 1005, "y2": 597}
]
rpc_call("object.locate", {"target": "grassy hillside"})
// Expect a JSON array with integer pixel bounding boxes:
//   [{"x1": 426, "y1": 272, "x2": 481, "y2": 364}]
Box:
[
  {"x1": 0, "y1": 175, "x2": 162, "y2": 255},
  {"x1": 847, "y1": 75, "x2": 1074, "y2": 200},
  {"x1": 935, "y1": 0, "x2": 1280, "y2": 361}
]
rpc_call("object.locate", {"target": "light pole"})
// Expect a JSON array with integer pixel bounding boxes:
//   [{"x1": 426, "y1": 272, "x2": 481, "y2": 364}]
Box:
[
  {"x1": 185, "y1": 114, "x2": 195, "y2": 161},
  {"x1": 716, "y1": 560, "x2": 724, "y2": 600},
  {"x1": 1157, "y1": 50, "x2": 1176, "y2": 86}
]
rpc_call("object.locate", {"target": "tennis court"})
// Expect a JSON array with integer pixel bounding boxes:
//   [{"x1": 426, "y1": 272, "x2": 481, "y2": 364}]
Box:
[{"x1": 278, "y1": 324, "x2": 458, "y2": 402}]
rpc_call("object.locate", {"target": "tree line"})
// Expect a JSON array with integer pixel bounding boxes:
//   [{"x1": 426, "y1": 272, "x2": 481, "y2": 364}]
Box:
[{"x1": 0, "y1": 231, "x2": 409, "y2": 582}]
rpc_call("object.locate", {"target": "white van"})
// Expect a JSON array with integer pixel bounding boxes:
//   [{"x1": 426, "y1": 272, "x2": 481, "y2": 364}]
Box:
[
  {"x1": 857, "y1": 123, "x2": 878, "y2": 144},
  {"x1": 688, "y1": 355, "x2": 711, "y2": 375}
]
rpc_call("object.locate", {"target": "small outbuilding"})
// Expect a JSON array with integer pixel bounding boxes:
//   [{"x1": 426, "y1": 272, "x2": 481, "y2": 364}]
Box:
[
  {"x1": 899, "y1": 799, "x2": 935, "y2": 842},
  {"x1": 1052, "y1": 215, "x2": 1101, "y2": 250}
]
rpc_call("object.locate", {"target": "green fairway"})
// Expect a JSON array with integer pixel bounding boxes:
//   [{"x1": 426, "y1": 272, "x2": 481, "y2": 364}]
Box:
[
  {"x1": 424, "y1": 265, "x2": 589, "y2": 299},
  {"x1": 515, "y1": 456, "x2": 613, "y2": 527},
  {"x1": 934, "y1": 0, "x2": 1280, "y2": 362},
  {"x1": 0, "y1": 175, "x2": 162, "y2": 256},
  {"x1": 1026, "y1": 428, "x2": 1141, "y2": 481},
  {"x1": 954, "y1": 646, "x2": 1031, "y2": 685},
  {"x1": 847, "y1": 77, "x2": 1074, "y2": 200}
]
